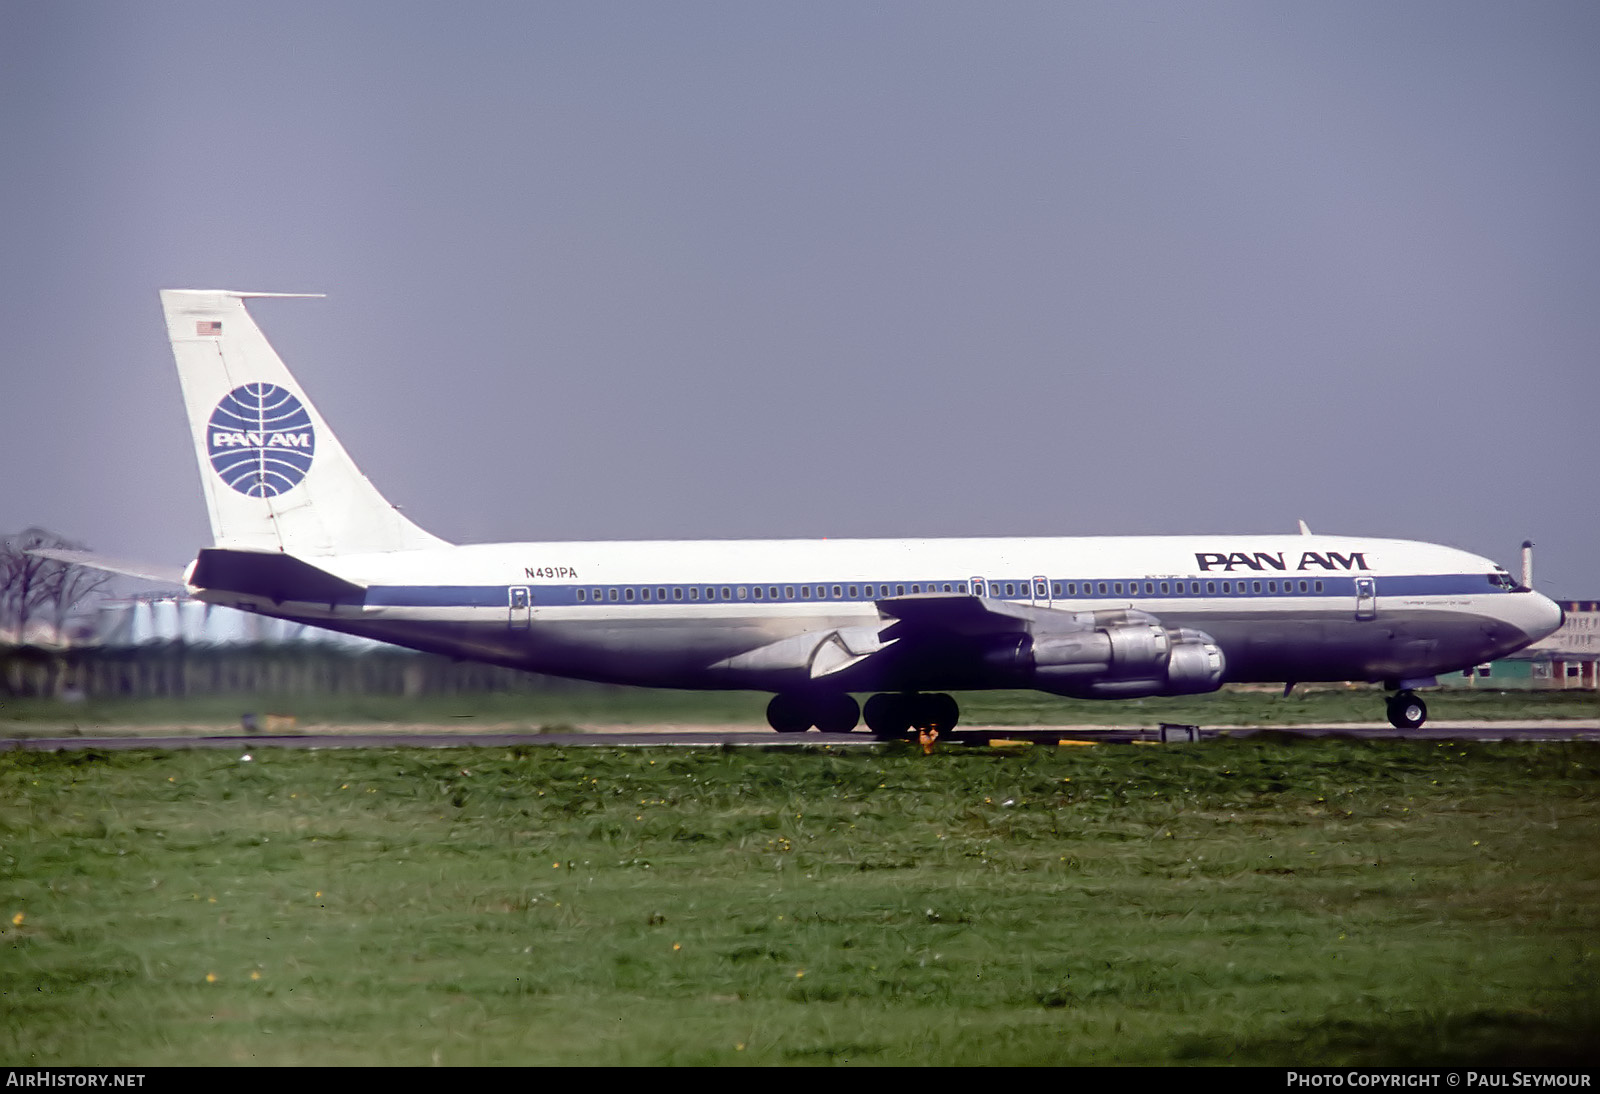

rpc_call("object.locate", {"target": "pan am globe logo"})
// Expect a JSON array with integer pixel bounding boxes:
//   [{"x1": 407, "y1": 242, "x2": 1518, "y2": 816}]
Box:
[{"x1": 207, "y1": 384, "x2": 316, "y2": 497}]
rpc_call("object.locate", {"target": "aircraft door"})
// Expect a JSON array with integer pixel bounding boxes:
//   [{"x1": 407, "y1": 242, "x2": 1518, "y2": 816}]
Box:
[
  {"x1": 1354, "y1": 577, "x2": 1376, "y2": 621},
  {"x1": 1032, "y1": 575, "x2": 1051, "y2": 607},
  {"x1": 508, "y1": 586, "x2": 531, "y2": 629},
  {"x1": 970, "y1": 575, "x2": 988, "y2": 598}
]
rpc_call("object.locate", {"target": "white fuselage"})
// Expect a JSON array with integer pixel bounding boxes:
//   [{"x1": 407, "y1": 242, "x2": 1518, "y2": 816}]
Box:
[{"x1": 191, "y1": 532, "x2": 1564, "y2": 695}]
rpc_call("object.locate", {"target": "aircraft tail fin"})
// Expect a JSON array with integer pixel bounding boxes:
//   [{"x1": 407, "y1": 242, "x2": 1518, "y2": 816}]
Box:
[{"x1": 161, "y1": 290, "x2": 448, "y2": 557}]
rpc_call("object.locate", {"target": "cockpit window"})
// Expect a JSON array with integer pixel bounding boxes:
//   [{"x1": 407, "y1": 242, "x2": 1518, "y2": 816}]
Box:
[{"x1": 1488, "y1": 571, "x2": 1521, "y2": 591}]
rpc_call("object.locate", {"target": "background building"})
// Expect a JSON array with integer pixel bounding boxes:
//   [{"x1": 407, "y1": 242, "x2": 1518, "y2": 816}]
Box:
[{"x1": 1444, "y1": 599, "x2": 1599, "y2": 689}]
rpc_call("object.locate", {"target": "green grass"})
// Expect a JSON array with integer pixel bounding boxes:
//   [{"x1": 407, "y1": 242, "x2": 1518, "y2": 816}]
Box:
[
  {"x1": 0, "y1": 687, "x2": 774, "y2": 732},
  {"x1": 2, "y1": 684, "x2": 1595, "y2": 734},
  {"x1": 3, "y1": 737, "x2": 1598, "y2": 1065}
]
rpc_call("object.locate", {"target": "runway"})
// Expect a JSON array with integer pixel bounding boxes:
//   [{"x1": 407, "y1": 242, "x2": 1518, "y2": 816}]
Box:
[{"x1": 4, "y1": 720, "x2": 1599, "y2": 752}]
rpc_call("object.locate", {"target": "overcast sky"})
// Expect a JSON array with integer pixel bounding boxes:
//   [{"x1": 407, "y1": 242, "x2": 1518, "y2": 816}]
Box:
[{"x1": 3, "y1": 1, "x2": 1597, "y2": 596}]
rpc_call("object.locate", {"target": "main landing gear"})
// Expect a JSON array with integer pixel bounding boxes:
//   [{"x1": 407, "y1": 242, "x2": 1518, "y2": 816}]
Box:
[
  {"x1": 1386, "y1": 690, "x2": 1428, "y2": 730},
  {"x1": 863, "y1": 693, "x2": 959, "y2": 739},
  {"x1": 765, "y1": 692, "x2": 961, "y2": 737},
  {"x1": 765, "y1": 692, "x2": 861, "y2": 733}
]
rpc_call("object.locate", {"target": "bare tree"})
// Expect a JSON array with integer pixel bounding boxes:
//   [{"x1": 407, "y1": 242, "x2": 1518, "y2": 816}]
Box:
[{"x1": 0, "y1": 528, "x2": 112, "y2": 644}]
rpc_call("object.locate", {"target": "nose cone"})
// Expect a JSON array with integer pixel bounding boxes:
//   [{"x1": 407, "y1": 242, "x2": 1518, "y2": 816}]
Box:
[
  {"x1": 1521, "y1": 591, "x2": 1565, "y2": 645},
  {"x1": 1477, "y1": 591, "x2": 1564, "y2": 664}
]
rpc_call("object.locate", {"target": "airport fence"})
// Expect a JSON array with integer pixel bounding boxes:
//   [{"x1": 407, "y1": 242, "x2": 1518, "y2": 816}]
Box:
[{"x1": 0, "y1": 643, "x2": 592, "y2": 700}]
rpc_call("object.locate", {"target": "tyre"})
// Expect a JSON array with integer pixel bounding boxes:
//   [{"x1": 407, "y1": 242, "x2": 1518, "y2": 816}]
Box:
[
  {"x1": 918, "y1": 693, "x2": 960, "y2": 733},
  {"x1": 812, "y1": 693, "x2": 861, "y2": 733},
  {"x1": 863, "y1": 693, "x2": 911, "y2": 738},
  {"x1": 1386, "y1": 692, "x2": 1427, "y2": 730},
  {"x1": 766, "y1": 693, "x2": 813, "y2": 733}
]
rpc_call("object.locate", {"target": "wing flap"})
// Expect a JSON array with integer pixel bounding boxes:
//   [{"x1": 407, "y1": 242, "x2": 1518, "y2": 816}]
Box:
[{"x1": 710, "y1": 624, "x2": 897, "y2": 677}]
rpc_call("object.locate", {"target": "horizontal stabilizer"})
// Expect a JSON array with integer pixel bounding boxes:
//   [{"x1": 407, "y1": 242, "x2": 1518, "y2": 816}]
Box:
[
  {"x1": 26, "y1": 548, "x2": 187, "y2": 586},
  {"x1": 189, "y1": 548, "x2": 367, "y2": 605}
]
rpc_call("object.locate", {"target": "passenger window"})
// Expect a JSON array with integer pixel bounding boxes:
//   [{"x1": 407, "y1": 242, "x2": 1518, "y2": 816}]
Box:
[
  {"x1": 801, "y1": 586, "x2": 810, "y2": 599},
  {"x1": 785, "y1": 586, "x2": 794, "y2": 599},
  {"x1": 1160, "y1": 582, "x2": 1169, "y2": 595},
  {"x1": 1253, "y1": 581, "x2": 1262, "y2": 594},
  {"x1": 721, "y1": 587, "x2": 731, "y2": 600},
  {"x1": 1206, "y1": 582, "x2": 1215, "y2": 594},
  {"x1": 625, "y1": 588, "x2": 636, "y2": 602},
  {"x1": 641, "y1": 588, "x2": 651, "y2": 601},
  {"x1": 753, "y1": 587, "x2": 763, "y2": 599},
  {"x1": 1144, "y1": 582, "x2": 1154, "y2": 594},
  {"x1": 1266, "y1": 581, "x2": 1276, "y2": 594},
  {"x1": 1314, "y1": 581, "x2": 1323, "y2": 593},
  {"x1": 1113, "y1": 583, "x2": 1123, "y2": 595},
  {"x1": 1221, "y1": 582, "x2": 1230, "y2": 594},
  {"x1": 897, "y1": 584, "x2": 906, "y2": 596},
  {"x1": 849, "y1": 585, "x2": 859, "y2": 598},
  {"x1": 576, "y1": 589, "x2": 586, "y2": 602},
  {"x1": 1098, "y1": 583, "x2": 1108, "y2": 595},
  {"x1": 737, "y1": 587, "x2": 747, "y2": 600},
  {"x1": 689, "y1": 587, "x2": 699, "y2": 601},
  {"x1": 609, "y1": 588, "x2": 619, "y2": 602},
  {"x1": 833, "y1": 585, "x2": 843, "y2": 598}
]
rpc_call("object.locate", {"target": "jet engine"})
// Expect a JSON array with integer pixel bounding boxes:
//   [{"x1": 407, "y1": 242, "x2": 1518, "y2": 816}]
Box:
[{"x1": 991, "y1": 615, "x2": 1226, "y2": 698}]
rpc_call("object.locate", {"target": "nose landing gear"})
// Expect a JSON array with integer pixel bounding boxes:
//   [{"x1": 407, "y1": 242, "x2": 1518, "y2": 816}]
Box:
[{"x1": 1386, "y1": 690, "x2": 1428, "y2": 730}]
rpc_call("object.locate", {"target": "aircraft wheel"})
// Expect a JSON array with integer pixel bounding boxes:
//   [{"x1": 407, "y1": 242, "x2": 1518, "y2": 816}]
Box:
[
  {"x1": 812, "y1": 693, "x2": 861, "y2": 733},
  {"x1": 1386, "y1": 691, "x2": 1428, "y2": 730},
  {"x1": 864, "y1": 693, "x2": 911, "y2": 738},
  {"x1": 918, "y1": 693, "x2": 960, "y2": 734},
  {"x1": 766, "y1": 693, "x2": 813, "y2": 733}
]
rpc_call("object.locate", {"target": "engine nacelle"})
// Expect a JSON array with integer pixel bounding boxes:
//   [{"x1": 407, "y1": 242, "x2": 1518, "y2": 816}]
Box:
[{"x1": 1023, "y1": 621, "x2": 1225, "y2": 698}]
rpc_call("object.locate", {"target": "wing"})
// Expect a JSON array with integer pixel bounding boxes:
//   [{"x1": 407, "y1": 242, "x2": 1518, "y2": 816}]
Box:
[
  {"x1": 716, "y1": 591, "x2": 1226, "y2": 698},
  {"x1": 875, "y1": 591, "x2": 1099, "y2": 634}
]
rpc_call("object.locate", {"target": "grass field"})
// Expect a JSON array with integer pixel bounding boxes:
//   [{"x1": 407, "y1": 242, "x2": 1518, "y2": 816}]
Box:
[
  {"x1": 2, "y1": 683, "x2": 1596, "y2": 734},
  {"x1": 3, "y1": 734, "x2": 1598, "y2": 1065}
]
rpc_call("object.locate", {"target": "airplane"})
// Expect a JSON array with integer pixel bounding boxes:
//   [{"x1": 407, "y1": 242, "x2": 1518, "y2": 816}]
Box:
[{"x1": 55, "y1": 289, "x2": 1568, "y2": 736}]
